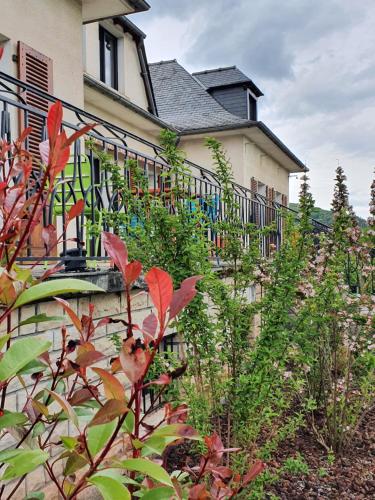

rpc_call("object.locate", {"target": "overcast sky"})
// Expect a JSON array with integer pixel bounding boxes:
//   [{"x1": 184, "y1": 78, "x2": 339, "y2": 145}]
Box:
[{"x1": 133, "y1": 0, "x2": 374, "y2": 217}]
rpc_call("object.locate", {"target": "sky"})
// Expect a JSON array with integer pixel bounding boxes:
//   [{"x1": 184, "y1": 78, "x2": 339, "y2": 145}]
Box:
[{"x1": 133, "y1": 0, "x2": 374, "y2": 218}]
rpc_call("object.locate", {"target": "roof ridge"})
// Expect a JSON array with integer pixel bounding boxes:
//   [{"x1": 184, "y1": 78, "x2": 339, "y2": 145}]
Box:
[
  {"x1": 149, "y1": 59, "x2": 177, "y2": 66},
  {"x1": 192, "y1": 66, "x2": 237, "y2": 75}
]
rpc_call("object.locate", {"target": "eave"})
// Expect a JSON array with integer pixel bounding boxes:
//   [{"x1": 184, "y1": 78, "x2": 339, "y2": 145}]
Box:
[
  {"x1": 82, "y1": 0, "x2": 150, "y2": 24},
  {"x1": 179, "y1": 121, "x2": 307, "y2": 173}
]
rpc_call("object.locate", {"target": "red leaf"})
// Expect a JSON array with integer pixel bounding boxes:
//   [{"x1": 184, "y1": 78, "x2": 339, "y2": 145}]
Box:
[
  {"x1": 102, "y1": 231, "x2": 128, "y2": 279},
  {"x1": 142, "y1": 312, "x2": 158, "y2": 342},
  {"x1": 169, "y1": 276, "x2": 202, "y2": 320},
  {"x1": 120, "y1": 337, "x2": 150, "y2": 383},
  {"x1": 18, "y1": 126, "x2": 33, "y2": 145},
  {"x1": 39, "y1": 139, "x2": 49, "y2": 165},
  {"x1": 55, "y1": 297, "x2": 82, "y2": 334},
  {"x1": 242, "y1": 461, "x2": 265, "y2": 486},
  {"x1": 63, "y1": 123, "x2": 96, "y2": 148},
  {"x1": 0, "y1": 47, "x2": 4, "y2": 61},
  {"x1": 146, "y1": 374, "x2": 171, "y2": 387},
  {"x1": 165, "y1": 403, "x2": 188, "y2": 424},
  {"x1": 125, "y1": 260, "x2": 142, "y2": 286},
  {"x1": 67, "y1": 199, "x2": 85, "y2": 222},
  {"x1": 75, "y1": 350, "x2": 105, "y2": 368},
  {"x1": 69, "y1": 387, "x2": 98, "y2": 406},
  {"x1": 188, "y1": 484, "x2": 210, "y2": 500},
  {"x1": 145, "y1": 267, "x2": 173, "y2": 327},
  {"x1": 48, "y1": 101, "x2": 63, "y2": 148},
  {"x1": 208, "y1": 465, "x2": 233, "y2": 480},
  {"x1": 92, "y1": 367, "x2": 126, "y2": 401},
  {"x1": 41, "y1": 224, "x2": 57, "y2": 253},
  {"x1": 89, "y1": 399, "x2": 128, "y2": 427}
]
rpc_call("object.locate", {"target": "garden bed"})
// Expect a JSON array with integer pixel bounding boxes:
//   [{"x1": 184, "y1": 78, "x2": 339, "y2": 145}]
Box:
[{"x1": 267, "y1": 405, "x2": 375, "y2": 499}]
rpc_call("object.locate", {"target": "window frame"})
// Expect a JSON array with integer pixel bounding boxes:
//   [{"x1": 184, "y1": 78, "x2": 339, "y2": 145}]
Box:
[
  {"x1": 99, "y1": 25, "x2": 118, "y2": 90},
  {"x1": 247, "y1": 88, "x2": 258, "y2": 121}
]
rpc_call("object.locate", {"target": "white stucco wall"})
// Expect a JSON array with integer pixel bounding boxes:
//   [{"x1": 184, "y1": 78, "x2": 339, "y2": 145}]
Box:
[
  {"x1": 0, "y1": 0, "x2": 84, "y2": 106},
  {"x1": 180, "y1": 133, "x2": 289, "y2": 197},
  {"x1": 83, "y1": 21, "x2": 149, "y2": 111}
]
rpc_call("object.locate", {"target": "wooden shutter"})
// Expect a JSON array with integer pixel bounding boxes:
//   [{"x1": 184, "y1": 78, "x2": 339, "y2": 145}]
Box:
[
  {"x1": 281, "y1": 194, "x2": 288, "y2": 206},
  {"x1": 250, "y1": 177, "x2": 258, "y2": 193},
  {"x1": 18, "y1": 42, "x2": 53, "y2": 159},
  {"x1": 18, "y1": 43, "x2": 53, "y2": 257}
]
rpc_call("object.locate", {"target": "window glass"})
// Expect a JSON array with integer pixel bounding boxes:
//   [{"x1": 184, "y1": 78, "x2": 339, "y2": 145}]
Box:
[{"x1": 99, "y1": 26, "x2": 118, "y2": 90}]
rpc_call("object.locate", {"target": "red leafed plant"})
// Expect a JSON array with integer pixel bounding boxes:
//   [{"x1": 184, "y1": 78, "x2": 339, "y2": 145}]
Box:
[{"x1": 0, "y1": 228, "x2": 264, "y2": 498}]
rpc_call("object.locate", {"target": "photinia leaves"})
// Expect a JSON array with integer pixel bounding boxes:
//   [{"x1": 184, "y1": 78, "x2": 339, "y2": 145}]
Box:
[
  {"x1": 47, "y1": 390, "x2": 79, "y2": 429},
  {"x1": 41, "y1": 224, "x2": 57, "y2": 253},
  {"x1": 67, "y1": 199, "x2": 85, "y2": 223},
  {"x1": 0, "y1": 46, "x2": 4, "y2": 60},
  {"x1": 102, "y1": 231, "x2": 128, "y2": 279},
  {"x1": 87, "y1": 420, "x2": 117, "y2": 457},
  {"x1": 242, "y1": 461, "x2": 265, "y2": 485},
  {"x1": 0, "y1": 449, "x2": 49, "y2": 482},
  {"x1": 125, "y1": 260, "x2": 142, "y2": 286},
  {"x1": 169, "y1": 276, "x2": 202, "y2": 320},
  {"x1": 0, "y1": 411, "x2": 28, "y2": 430},
  {"x1": 142, "y1": 312, "x2": 158, "y2": 343},
  {"x1": 12, "y1": 278, "x2": 103, "y2": 309},
  {"x1": 145, "y1": 268, "x2": 173, "y2": 327},
  {"x1": 0, "y1": 337, "x2": 51, "y2": 382},
  {"x1": 75, "y1": 350, "x2": 105, "y2": 368},
  {"x1": 89, "y1": 399, "x2": 128, "y2": 427},
  {"x1": 54, "y1": 297, "x2": 82, "y2": 334},
  {"x1": 120, "y1": 458, "x2": 173, "y2": 487},
  {"x1": 120, "y1": 337, "x2": 150, "y2": 383},
  {"x1": 188, "y1": 483, "x2": 210, "y2": 499},
  {"x1": 47, "y1": 101, "x2": 63, "y2": 149},
  {"x1": 88, "y1": 476, "x2": 130, "y2": 500},
  {"x1": 91, "y1": 367, "x2": 126, "y2": 401},
  {"x1": 63, "y1": 123, "x2": 95, "y2": 148}
]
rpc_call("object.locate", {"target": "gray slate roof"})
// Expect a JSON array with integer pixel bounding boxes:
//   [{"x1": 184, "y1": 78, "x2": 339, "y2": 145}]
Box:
[
  {"x1": 193, "y1": 66, "x2": 250, "y2": 88},
  {"x1": 148, "y1": 60, "x2": 248, "y2": 131},
  {"x1": 193, "y1": 66, "x2": 263, "y2": 96}
]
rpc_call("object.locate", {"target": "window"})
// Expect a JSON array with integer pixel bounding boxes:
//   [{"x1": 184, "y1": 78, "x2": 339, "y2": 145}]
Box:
[
  {"x1": 99, "y1": 26, "x2": 118, "y2": 90},
  {"x1": 247, "y1": 90, "x2": 257, "y2": 120}
]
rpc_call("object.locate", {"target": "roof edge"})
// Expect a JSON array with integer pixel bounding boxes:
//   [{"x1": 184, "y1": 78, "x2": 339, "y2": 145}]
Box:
[
  {"x1": 128, "y1": 0, "x2": 150, "y2": 13},
  {"x1": 192, "y1": 65, "x2": 237, "y2": 76},
  {"x1": 84, "y1": 73, "x2": 175, "y2": 130},
  {"x1": 179, "y1": 121, "x2": 306, "y2": 172}
]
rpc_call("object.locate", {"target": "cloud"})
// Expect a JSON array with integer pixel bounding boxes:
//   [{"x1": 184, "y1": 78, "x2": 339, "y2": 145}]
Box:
[{"x1": 134, "y1": 0, "x2": 375, "y2": 217}]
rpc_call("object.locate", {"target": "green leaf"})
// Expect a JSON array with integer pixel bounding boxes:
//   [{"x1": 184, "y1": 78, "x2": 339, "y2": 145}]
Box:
[
  {"x1": 0, "y1": 411, "x2": 27, "y2": 430},
  {"x1": 152, "y1": 424, "x2": 201, "y2": 440},
  {"x1": 120, "y1": 459, "x2": 173, "y2": 487},
  {"x1": 32, "y1": 421, "x2": 46, "y2": 438},
  {"x1": 0, "y1": 334, "x2": 10, "y2": 351},
  {"x1": 24, "y1": 492, "x2": 45, "y2": 500},
  {"x1": 141, "y1": 487, "x2": 175, "y2": 499},
  {"x1": 12, "y1": 278, "x2": 104, "y2": 309},
  {"x1": 0, "y1": 449, "x2": 49, "y2": 481},
  {"x1": 88, "y1": 476, "x2": 131, "y2": 500},
  {"x1": 141, "y1": 436, "x2": 178, "y2": 457},
  {"x1": 122, "y1": 410, "x2": 135, "y2": 434},
  {"x1": 18, "y1": 313, "x2": 64, "y2": 327},
  {"x1": 0, "y1": 337, "x2": 51, "y2": 382},
  {"x1": 47, "y1": 390, "x2": 79, "y2": 428},
  {"x1": 61, "y1": 436, "x2": 77, "y2": 451},
  {"x1": 87, "y1": 420, "x2": 116, "y2": 457},
  {"x1": 90, "y1": 469, "x2": 139, "y2": 486},
  {"x1": 63, "y1": 452, "x2": 88, "y2": 476}
]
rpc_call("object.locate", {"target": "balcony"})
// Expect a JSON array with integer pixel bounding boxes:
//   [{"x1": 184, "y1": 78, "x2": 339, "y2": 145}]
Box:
[{"x1": 0, "y1": 71, "x2": 329, "y2": 273}]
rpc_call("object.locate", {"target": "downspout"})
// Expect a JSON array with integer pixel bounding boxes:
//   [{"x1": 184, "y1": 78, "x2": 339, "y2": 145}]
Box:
[{"x1": 137, "y1": 40, "x2": 158, "y2": 116}]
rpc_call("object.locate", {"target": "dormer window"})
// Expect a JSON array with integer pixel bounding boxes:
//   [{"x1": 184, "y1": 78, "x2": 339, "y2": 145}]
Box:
[
  {"x1": 99, "y1": 26, "x2": 118, "y2": 90},
  {"x1": 247, "y1": 90, "x2": 257, "y2": 121}
]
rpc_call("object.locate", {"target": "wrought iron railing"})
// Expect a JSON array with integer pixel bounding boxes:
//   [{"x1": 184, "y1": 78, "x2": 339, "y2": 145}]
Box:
[{"x1": 0, "y1": 71, "x2": 330, "y2": 267}]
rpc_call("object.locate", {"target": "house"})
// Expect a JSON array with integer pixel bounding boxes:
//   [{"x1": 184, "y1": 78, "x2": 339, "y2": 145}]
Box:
[{"x1": 149, "y1": 61, "x2": 305, "y2": 205}]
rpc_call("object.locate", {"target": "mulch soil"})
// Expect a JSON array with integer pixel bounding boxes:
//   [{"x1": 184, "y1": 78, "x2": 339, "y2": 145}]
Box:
[
  {"x1": 165, "y1": 406, "x2": 375, "y2": 499},
  {"x1": 266, "y1": 406, "x2": 375, "y2": 499}
]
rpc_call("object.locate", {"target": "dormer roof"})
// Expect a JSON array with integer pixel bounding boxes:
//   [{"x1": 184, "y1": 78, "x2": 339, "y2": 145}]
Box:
[{"x1": 193, "y1": 66, "x2": 263, "y2": 97}]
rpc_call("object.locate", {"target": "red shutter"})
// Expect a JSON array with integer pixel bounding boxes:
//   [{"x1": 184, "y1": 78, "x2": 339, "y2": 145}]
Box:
[
  {"x1": 18, "y1": 42, "x2": 53, "y2": 159},
  {"x1": 250, "y1": 177, "x2": 258, "y2": 193},
  {"x1": 281, "y1": 194, "x2": 288, "y2": 206}
]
